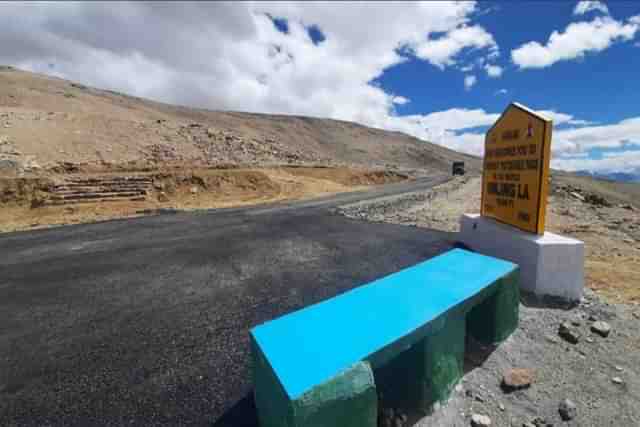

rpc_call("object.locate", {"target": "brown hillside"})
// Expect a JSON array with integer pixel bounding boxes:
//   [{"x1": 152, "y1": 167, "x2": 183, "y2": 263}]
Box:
[{"x1": 0, "y1": 66, "x2": 479, "y2": 176}]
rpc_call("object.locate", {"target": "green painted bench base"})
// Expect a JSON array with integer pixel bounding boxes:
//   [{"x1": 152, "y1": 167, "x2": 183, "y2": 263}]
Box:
[{"x1": 252, "y1": 267, "x2": 519, "y2": 427}]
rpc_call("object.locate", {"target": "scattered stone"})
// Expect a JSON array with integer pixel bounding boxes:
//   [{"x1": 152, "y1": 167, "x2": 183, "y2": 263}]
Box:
[
  {"x1": 615, "y1": 366, "x2": 623, "y2": 372},
  {"x1": 585, "y1": 337, "x2": 594, "y2": 343},
  {"x1": 471, "y1": 413, "x2": 491, "y2": 427},
  {"x1": 157, "y1": 192, "x2": 169, "y2": 202},
  {"x1": 559, "y1": 398, "x2": 577, "y2": 421},
  {"x1": 190, "y1": 186, "x2": 198, "y2": 194},
  {"x1": 570, "y1": 191, "x2": 585, "y2": 201},
  {"x1": 545, "y1": 334, "x2": 560, "y2": 344},
  {"x1": 530, "y1": 416, "x2": 551, "y2": 427},
  {"x1": 585, "y1": 193, "x2": 611, "y2": 207},
  {"x1": 0, "y1": 158, "x2": 18, "y2": 172},
  {"x1": 558, "y1": 322, "x2": 581, "y2": 344},
  {"x1": 612, "y1": 377, "x2": 624, "y2": 385},
  {"x1": 591, "y1": 321, "x2": 611, "y2": 337},
  {"x1": 499, "y1": 403, "x2": 505, "y2": 412},
  {"x1": 502, "y1": 368, "x2": 534, "y2": 392}
]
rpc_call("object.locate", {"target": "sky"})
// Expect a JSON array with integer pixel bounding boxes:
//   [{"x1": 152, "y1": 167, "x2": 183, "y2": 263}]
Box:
[{"x1": 1, "y1": 1, "x2": 640, "y2": 174}]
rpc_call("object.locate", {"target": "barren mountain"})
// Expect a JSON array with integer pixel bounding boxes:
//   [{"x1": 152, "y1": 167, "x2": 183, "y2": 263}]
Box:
[
  {"x1": 0, "y1": 66, "x2": 482, "y2": 232},
  {"x1": 0, "y1": 66, "x2": 478, "y2": 175}
]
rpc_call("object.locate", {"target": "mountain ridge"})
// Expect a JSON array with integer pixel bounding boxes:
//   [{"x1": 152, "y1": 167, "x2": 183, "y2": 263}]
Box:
[{"x1": 0, "y1": 67, "x2": 480, "y2": 176}]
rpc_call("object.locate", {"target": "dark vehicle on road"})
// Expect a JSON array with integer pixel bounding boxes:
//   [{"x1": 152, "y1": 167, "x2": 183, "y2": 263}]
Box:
[{"x1": 452, "y1": 161, "x2": 465, "y2": 175}]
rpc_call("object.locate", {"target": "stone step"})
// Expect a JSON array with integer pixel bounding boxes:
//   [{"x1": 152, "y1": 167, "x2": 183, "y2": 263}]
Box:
[
  {"x1": 52, "y1": 186, "x2": 149, "y2": 194},
  {"x1": 44, "y1": 197, "x2": 147, "y2": 206},
  {"x1": 58, "y1": 181, "x2": 153, "y2": 187},
  {"x1": 50, "y1": 191, "x2": 146, "y2": 201},
  {"x1": 66, "y1": 177, "x2": 152, "y2": 183}
]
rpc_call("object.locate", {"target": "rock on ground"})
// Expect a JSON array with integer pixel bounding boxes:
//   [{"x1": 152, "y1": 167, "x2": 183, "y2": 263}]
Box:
[
  {"x1": 558, "y1": 399, "x2": 577, "y2": 421},
  {"x1": 590, "y1": 320, "x2": 611, "y2": 337},
  {"x1": 470, "y1": 413, "x2": 491, "y2": 426}
]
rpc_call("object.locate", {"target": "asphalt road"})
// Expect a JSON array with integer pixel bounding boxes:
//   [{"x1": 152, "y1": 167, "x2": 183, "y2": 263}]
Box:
[{"x1": 0, "y1": 175, "x2": 456, "y2": 426}]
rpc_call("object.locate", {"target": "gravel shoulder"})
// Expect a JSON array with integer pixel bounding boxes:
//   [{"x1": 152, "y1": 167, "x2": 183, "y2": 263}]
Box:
[{"x1": 336, "y1": 175, "x2": 640, "y2": 426}]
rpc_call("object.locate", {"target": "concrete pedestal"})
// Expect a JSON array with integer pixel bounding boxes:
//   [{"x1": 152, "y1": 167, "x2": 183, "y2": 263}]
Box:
[{"x1": 458, "y1": 213, "x2": 584, "y2": 301}]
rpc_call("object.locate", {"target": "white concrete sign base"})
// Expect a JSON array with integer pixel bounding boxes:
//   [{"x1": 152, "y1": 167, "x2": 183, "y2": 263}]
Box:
[{"x1": 458, "y1": 213, "x2": 584, "y2": 301}]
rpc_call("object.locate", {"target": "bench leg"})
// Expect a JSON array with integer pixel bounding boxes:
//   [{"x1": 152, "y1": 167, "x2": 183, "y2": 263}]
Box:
[
  {"x1": 467, "y1": 270, "x2": 520, "y2": 345},
  {"x1": 292, "y1": 361, "x2": 377, "y2": 427},
  {"x1": 372, "y1": 313, "x2": 466, "y2": 412},
  {"x1": 253, "y1": 335, "x2": 377, "y2": 427},
  {"x1": 421, "y1": 313, "x2": 466, "y2": 407}
]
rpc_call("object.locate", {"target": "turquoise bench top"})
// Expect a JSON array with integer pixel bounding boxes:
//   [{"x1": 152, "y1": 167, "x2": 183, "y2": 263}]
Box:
[{"x1": 250, "y1": 248, "x2": 517, "y2": 399}]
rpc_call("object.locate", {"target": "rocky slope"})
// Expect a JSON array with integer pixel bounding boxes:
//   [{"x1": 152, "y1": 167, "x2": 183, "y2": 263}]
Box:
[{"x1": 0, "y1": 66, "x2": 479, "y2": 176}]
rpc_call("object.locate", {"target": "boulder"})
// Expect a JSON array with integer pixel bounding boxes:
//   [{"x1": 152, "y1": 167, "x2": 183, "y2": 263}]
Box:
[
  {"x1": 558, "y1": 399, "x2": 577, "y2": 421},
  {"x1": 501, "y1": 368, "x2": 534, "y2": 392},
  {"x1": 558, "y1": 322, "x2": 581, "y2": 344},
  {"x1": 591, "y1": 321, "x2": 611, "y2": 337},
  {"x1": 470, "y1": 413, "x2": 491, "y2": 426}
]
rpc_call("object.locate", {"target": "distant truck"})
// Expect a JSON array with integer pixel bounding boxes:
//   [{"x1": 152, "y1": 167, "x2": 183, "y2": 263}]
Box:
[{"x1": 452, "y1": 161, "x2": 465, "y2": 176}]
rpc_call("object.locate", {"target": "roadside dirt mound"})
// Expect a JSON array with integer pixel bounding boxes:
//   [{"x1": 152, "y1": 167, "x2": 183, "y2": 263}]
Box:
[
  {"x1": 0, "y1": 177, "x2": 53, "y2": 206},
  {"x1": 282, "y1": 166, "x2": 408, "y2": 186},
  {"x1": 0, "y1": 167, "x2": 407, "y2": 233}
]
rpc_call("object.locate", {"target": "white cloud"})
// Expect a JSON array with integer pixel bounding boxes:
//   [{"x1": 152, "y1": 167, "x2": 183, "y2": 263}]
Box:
[
  {"x1": 0, "y1": 1, "x2": 506, "y2": 147},
  {"x1": 552, "y1": 117, "x2": 640, "y2": 155},
  {"x1": 412, "y1": 24, "x2": 499, "y2": 69},
  {"x1": 391, "y1": 96, "x2": 410, "y2": 105},
  {"x1": 464, "y1": 75, "x2": 477, "y2": 90},
  {"x1": 552, "y1": 150, "x2": 640, "y2": 173},
  {"x1": 573, "y1": 1, "x2": 609, "y2": 16},
  {"x1": 6, "y1": 2, "x2": 638, "y2": 173},
  {"x1": 511, "y1": 15, "x2": 639, "y2": 69},
  {"x1": 373, "y1": 108, "x2": 499, "y2": 156},
  {"x1": 495, "y1": 88, "x2": 508, "y2": 95},
  {"x1": 484, "y1": 63, "x2": 503, "y2": 77}
]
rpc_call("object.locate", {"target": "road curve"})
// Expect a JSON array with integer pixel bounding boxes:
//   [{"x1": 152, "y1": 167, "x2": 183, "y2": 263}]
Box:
[{"x1": 0, "y1": 174, "x2": 454, "y2": 426}]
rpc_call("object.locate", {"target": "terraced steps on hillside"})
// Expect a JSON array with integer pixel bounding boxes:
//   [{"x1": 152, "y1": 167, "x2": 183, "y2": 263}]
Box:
[
  {"x1": 45, "y1": 197, "x2": 147, "y2": 206},
  {"x1": 44, "y1": 175, "x2": 153, "y2": 206}
]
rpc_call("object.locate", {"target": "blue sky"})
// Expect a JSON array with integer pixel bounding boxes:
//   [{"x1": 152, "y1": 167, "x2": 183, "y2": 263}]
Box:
[
  {"x1": 379, "y1": 1, "x2": 640, "y2": 125},
  {"x1": 1, "y1": 1, "x2": 640, "y2": 173}
]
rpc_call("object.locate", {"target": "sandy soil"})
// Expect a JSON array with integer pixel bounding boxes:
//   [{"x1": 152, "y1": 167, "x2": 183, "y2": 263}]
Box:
[{"x1": 0, "y1": 166, "x2": 406, "y2": 233}]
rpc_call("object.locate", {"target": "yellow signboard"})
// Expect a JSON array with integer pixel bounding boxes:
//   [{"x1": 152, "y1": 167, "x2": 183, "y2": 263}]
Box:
[{"x1": 481, "y1": 103, "x2": 552, "y2": 234}]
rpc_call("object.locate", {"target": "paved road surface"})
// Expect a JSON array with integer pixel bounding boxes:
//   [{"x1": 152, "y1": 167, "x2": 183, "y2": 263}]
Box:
[{"x1": 1, "y1": 175, "x2": 456, "y2": 426}]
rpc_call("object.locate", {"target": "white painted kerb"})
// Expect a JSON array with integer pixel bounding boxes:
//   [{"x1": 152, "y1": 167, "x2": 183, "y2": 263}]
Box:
[{"x1": 458, "y1": 213, "x2": 584, "y2": 301}]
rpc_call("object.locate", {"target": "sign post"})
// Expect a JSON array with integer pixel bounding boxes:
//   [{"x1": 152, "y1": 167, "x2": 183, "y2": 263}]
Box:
[
  {"x1": 481, "y1": 102, "x2": 552, "y2": 234},
  {"x1": 458, "y1": 102, "x2": 584, "y2": 302}
]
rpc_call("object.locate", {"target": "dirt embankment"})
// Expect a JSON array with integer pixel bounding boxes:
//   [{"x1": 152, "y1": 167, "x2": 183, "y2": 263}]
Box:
[{"x1": 0, "y1": 166, "x2": 408, "y2": 233}]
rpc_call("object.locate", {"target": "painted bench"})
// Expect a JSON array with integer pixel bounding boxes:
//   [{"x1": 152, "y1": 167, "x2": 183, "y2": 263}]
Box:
[{"x1": 250, "y1": 248, "x2": 519, "y2": 427}]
